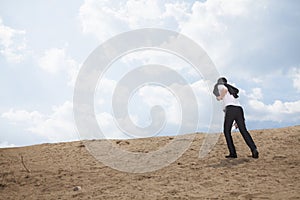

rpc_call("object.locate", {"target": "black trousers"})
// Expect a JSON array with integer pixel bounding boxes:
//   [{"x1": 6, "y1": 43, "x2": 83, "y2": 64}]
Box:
[{"x1": 224, "y1": 105, "x2": 257, "y2": 155}]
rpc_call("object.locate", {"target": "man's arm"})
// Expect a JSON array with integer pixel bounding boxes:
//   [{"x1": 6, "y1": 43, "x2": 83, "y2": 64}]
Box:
[{"x1": 217, "y1": 87, "x2": 228, "y2": 101}]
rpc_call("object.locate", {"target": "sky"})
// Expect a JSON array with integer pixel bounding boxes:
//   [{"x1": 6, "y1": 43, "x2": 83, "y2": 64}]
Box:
[{"x1": 0, "y1": 0, "x2": 300, "y2": 148}]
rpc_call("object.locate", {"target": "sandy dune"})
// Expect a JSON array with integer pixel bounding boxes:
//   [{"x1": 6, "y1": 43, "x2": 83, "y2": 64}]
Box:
[{"x1": 0, "y1": 126, "x2": 299, "y2": 199}]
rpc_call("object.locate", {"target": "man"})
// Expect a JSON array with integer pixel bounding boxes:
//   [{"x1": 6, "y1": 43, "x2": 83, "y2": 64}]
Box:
[{"x1": 213, "y1": 77, "x2": 259, "y2": 159}]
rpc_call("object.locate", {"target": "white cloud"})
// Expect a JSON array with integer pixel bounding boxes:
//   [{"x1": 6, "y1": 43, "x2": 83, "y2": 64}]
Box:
[
  {"x1": 77, "y1": 0, "x2": 271, "y2": 75},
  {"x1": 244, "y1": 87, "x2": 300, "y2": 123},
  {"x1": 38, "y1": 48, "x2": 66, "y2": 74},
  {"x1": 95, "y1": 78, "x2": 117, "y2": 108},
  {"x1": 290, "y1": 67, "x2": 300, "y2": 92},
  {"x1": 95, "y1": 77, "x2": 213, "y2": 137},
  {"x1": 163, "y1": 2, "x2": 190, "y2": 23},
  {"x1": 179, "y1": 0, "x2": 269, "y2": 70},
  {"x1": 97, "y1": 112, "x2": 141, "y2": 139},
  {"x1": 120, "y1": 50, "x2": 200, "y2": 81},
  {"x1": 248, "y1": 88, "x2": 263, "y2": 100},
  {"x1": 37, "y1": 47, "x2": 80, "y2": 86},
  {"x1": 0, "y1": 17, "x2": 27, "y2": 63},
  {"x1": 138, "y1": 84, "x2": 181, "y2": 125},
  {"x1": 29, "y1": 101, "x2": 77, "y2": 142},
  {"x1": 79, "y1": 0, "x2": 129, "y2": 41},
  {"x1": 125, "y1": 0, "x2": 163, "y2": 28},
  {"x1": 78, "y1": 0, "x2": 190, "y2": 41},
  {"x1": 252, "y1": 78, "x2": 263, "y2": 84},
  {"x1": 248, "y1": 99, "x2": 300, "y2": 122},
  {"x1": 0, "y1": 141, "x2": 16, "y2": 148},
  {"x1": 2, "y1": 109, "x2": 44, "y2": 124},
  {"x1": 2, "y1": 101, "x2": 78, "y2": 142},
  {"x1": 77, "y1": 0, "x2": 271, "y2": 73},
  {"x1": 132, "y1": 80, "x2": 212, "y2": 132}
]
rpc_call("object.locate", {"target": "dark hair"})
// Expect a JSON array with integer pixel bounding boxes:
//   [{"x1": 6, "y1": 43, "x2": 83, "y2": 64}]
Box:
[{"x1": 217, "y1": 77, "x2": 227, "y2": 84}]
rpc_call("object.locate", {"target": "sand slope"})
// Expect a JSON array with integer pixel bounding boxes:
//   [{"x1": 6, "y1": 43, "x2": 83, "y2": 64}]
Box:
[{"x1": 0, "y1": 126, "x2": 299, "y2": 199}]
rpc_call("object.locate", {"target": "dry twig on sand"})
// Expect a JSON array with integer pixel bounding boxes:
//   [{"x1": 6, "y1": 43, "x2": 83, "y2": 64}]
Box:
[{"x1": 20, "y1": 155, "x2": 31, "y2": 173}]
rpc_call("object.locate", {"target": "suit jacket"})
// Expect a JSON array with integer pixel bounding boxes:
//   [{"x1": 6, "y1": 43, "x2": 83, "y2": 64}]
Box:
[{"x1": 213, "y1": 83, "x2": 239, "y2": 98}]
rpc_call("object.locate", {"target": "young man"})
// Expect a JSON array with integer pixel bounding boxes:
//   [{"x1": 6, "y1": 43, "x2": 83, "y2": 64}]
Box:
[{"x1": 214, "y1": 77, "x2": 259, "y2": 159}]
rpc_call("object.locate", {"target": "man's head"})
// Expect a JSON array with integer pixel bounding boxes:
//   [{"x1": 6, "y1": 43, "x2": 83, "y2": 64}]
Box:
[{"x1": 217, "y1": 77, "x2": 227, "y2": 84}]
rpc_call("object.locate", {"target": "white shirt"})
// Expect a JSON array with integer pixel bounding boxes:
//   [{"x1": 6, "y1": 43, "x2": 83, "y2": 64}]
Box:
[{"x1": 218, "y1": 84, "x2": 241, "y2": 108}]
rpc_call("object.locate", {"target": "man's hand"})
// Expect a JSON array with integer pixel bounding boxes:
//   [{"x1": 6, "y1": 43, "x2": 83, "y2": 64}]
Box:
[{"x1": 217, "y1": 87, "x2": 227, "y2": 101}]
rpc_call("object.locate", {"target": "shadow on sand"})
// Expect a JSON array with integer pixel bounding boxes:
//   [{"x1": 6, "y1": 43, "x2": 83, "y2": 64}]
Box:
[{"x1": 208, "y1": 158, "x2": 251, "y2": 168}]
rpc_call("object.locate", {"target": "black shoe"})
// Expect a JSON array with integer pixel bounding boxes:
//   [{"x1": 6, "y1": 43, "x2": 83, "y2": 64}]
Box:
[
  {"x1": 225, "y1": 154, "x2": 237, "y2": 158},
  {"x1": 252, "y1": 149, "x2": 259, "y2": 159}
]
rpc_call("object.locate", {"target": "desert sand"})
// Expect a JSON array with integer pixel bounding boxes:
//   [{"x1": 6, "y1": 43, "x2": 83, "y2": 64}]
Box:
[{"x1": 0, "y1": 126, "x2": 299, "y2": 199}]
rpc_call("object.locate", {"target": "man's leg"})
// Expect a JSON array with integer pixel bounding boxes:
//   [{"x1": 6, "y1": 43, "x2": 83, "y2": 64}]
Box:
[
  {"x1": 224, "y1": 107, "x2": 237, "y2": 157},
  {"x1": 235, "y1": 107, "x2": 258, "y2": 158}
]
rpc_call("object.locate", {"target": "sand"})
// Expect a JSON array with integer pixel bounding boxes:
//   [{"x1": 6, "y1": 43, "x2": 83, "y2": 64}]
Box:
[{"x1": 0, "y1": 126, "x2": 299, "y2": 199}]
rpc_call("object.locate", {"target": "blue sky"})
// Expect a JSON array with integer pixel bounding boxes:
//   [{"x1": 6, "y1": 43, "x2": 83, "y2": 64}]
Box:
[{"x1": 0, "y1": 0, "x2": 299, "y2": 147}]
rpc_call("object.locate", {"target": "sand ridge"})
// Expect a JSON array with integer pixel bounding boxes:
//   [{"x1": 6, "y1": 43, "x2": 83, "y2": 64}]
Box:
[{"x1": 0, "y1": 126, "x2": 299, "y2": 199}]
